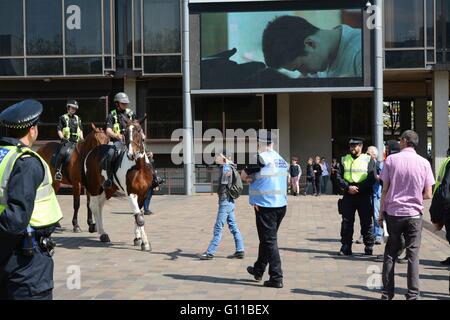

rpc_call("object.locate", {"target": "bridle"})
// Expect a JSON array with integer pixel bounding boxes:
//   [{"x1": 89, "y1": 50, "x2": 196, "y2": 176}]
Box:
[{"x1": 125, "y1": 124, "x2": 145, "y2": 161}]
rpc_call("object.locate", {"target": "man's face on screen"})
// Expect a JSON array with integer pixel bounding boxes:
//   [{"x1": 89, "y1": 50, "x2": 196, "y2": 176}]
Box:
[{"x1": 282, "y1": 39, "x2": 327, "y2": 75}]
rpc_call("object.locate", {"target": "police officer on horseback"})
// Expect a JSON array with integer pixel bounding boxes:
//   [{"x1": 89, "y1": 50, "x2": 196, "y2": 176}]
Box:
[
  {"x1": 0, "y1": 100, "x2": 63, "y2": 300},
  {"x1": 54, "y1": 99, "x2": 84, "y2": 181},
  {"x1": 103, "y1": 92, "x2": 136, "y2": 189}
]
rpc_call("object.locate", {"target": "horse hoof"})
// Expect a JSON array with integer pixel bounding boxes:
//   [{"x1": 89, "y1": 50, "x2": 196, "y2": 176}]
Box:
[
  {"x1": 88, "y1": 224, "x2": 97, "y2": 233},
  {"x1": 73, "y1": 226, "x2": 82, "y2": 233},
  {"x1": 141, "y1": 243, "x2": 151, "y2": 251},
  {"x1": 134, "y1": 238, "x2": 142, "y2": 246},
  {"x1": 100, "y1": 234, "x2": 110, "y2": 243}
]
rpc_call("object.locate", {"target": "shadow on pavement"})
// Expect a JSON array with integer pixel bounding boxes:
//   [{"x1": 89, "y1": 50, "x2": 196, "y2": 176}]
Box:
[
  {"x1": 291, "y1": 288, "x2": 376, "y2": 300},
  {"x1": 305, "y1": 238, "x2": 341, "y2": 243},
  {"x1": 54, "y1": 236, "x2": 133, "y2": 251},
  {"x1": 164, "y1": 274, "x2": 262, "y2": 287},
  {"x1": 347, "y1": 284, "x2": 450, "y2": 300},
  {"x1": 150, "y1": 249, "x2": 201, "y2": 261},
  {"x1": 280, "y1": 247, "x2": 378, "y2": 262}
]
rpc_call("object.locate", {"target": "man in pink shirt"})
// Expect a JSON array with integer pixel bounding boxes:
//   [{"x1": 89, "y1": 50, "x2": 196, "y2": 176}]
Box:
[{"x1": 379, "y1": 130, "x2": 435, "y2": 300}]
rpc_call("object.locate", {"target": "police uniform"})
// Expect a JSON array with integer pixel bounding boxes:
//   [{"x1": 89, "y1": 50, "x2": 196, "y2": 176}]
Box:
[
  {"x1": 0, "y1": 100, "x2": 63, "y2": 300},
  {"x1": 336, "y1": 137, "x2": 376, "y2": 255},
  {"x1": 244, "y1": 132, "x2": 288, "y2": 288},
  {"x1": 103, "y1": 93, "x2": 136, "y2": 188}
]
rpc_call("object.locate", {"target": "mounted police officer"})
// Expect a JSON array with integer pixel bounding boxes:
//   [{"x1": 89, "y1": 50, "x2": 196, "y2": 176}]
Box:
[
  {"x1": 103, "y1": 92, "x2": 136, "y2": 189},
  {"x1": 241, "y1": 131, "x2": 288, "y2": 289},
  {"x1": 336, "y1": 137, "x2": 376, "y2": 256},
  {"x1": 54, "y1": 99, "x2": 84, "y2": 181},
  {"x1": 0, "y1": 100, "x2": 63, "y2": 300}
]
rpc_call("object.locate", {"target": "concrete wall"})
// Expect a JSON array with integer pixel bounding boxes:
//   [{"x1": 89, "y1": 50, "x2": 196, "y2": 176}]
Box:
[
  {"x1": 289, "y1": 93, "x2": 333, "y2": 193},
  {"x1": 124, "y1": 78, "x2": 137, "y2": 113}
]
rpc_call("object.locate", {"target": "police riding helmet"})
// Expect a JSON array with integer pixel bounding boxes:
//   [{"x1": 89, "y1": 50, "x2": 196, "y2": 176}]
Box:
[
  {"x1": 66, "y1": 99, "x2": 79, "y2": 109},
  {"x1": 114, "y1": 92, "x2": 130, "y2": 104}
]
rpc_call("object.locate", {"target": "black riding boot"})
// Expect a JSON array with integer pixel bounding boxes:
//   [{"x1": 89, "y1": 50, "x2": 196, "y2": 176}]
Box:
[{"x1": 102, "y1": 148, "x2": 116, "y2": 189}]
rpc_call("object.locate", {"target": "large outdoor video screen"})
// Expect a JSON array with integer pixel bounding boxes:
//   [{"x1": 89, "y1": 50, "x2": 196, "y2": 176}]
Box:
[{"x1": 199, "y1": 8, "x2": 365, "y2": 90}]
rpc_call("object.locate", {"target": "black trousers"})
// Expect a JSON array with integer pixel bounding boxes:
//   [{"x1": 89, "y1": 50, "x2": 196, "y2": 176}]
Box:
[
  {"x1": 314, "y1": 176, "x2": 322, "y2": 195},
  {"x1": 0, "y1": 248, "x2": 54, "y2": 300},
  {"x1": 253, "y1": 206, "x2": 286, "y2": 283},
  {"x1": 340, "y1": 193, "x2": 374, "y2": 247}
]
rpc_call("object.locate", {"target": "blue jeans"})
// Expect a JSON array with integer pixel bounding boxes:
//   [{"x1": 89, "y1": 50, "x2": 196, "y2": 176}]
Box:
[
  {"x1": 373, "y1": 195, "x2": 383, "y2": 239},
  {"x1": 143, "y1": 187, "x2": 153, "y2": 211},
  {"x1": 207, "y1": 198, "x2": 244, "y2": 255}
]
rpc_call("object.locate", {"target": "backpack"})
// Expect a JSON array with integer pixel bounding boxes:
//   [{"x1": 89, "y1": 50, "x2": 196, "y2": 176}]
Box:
[{"x1": 227, "y1": 165, "x2": 243, "y2": 199}]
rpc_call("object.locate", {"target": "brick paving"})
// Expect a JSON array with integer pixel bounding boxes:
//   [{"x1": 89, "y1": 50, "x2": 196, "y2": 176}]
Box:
[{"x1": 53, "y1": 194, "x2": 449, "y2": 300}]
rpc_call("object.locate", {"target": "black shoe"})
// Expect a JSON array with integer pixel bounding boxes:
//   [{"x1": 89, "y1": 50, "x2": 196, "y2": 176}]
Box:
[
  {"x1": 228, "y1": 251, "x2": 244, "y2": 259},
  {"x1": 364, "y1": 246, "x2": 373, "y2": 256},
  {"x1": 199, "y1": 252, "x2": 214, "y2": 260},
  {"x1": 440, "y1": 257, "x2": 450, "y2": 266},
  {"x1": 338, "y1": 244, "x2": 353, "y2": 256},
  {"x1": 144, "y1": 210, "x2": 154, "y2": 216},
  {"x1": 247, "y1": 266, "x2": 262, "y2": 281},
  {"x1": 102, "y1": 179, "x2": 113, "y2": 189},
  {"x1": 263, "y1": 280, "x2": 283, "y2": 289},
  {"x1": 54, "y1": 171, "x2": 62, "y2": 182}
]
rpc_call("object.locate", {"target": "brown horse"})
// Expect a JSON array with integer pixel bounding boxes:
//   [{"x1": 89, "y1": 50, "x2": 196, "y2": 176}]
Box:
[
  {"x1": 37, "y1": 123, "x2": 109, "y2": 232},
  {"x1": 84, "y1": 119, "x2": 153, "y2": 251}
]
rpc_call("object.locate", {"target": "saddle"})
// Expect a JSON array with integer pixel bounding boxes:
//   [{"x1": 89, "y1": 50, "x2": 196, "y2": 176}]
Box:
[
  {"x1": 101, "y1": 142, "x2": 127, "y2": 189},
  {"x1": 51, "y1": 141, "x2": 76, "y2": 175}
]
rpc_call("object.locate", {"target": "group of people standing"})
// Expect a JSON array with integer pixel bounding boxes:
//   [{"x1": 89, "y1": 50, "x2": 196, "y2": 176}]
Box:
[{"x1": 289, "y1": 156, "x2": 334, "y2": 196}]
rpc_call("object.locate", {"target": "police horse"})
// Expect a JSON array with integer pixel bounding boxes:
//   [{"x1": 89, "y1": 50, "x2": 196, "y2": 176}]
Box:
[
  {"x1": 37, "y1": 124, "x2": 109, "y2": 232},
  {"x1": 83, "y1": 119, "x2": 153, "y2": 251}
]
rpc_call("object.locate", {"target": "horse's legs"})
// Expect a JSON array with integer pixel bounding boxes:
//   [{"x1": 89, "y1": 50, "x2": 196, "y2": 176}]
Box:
[
  {"x1": 86, "y1": 193, "x2": 96, "y2": 233},
  {"x1": 90, "y1": 193, "x2": 110, "y2": 243},
  {"x1": 72, "y1": 183, "x2": 82, "y2": 233},
  {"x1": 128, "y1": 194, "x2": 151, "y2": 251}
]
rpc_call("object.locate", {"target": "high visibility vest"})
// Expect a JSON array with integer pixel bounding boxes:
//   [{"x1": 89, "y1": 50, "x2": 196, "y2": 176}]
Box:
[
  {"x1": 342, "y1": 154, "x2": 371, "y2": 184},
  {"x1": 62, "y1": 114, "x2": 82, "y2": 142},
  {"x1": 249, "y1": 150, "x2": 288, "y2": 208},
  {"x1": 0, "y1": 145, "x2": 63, "y2": 228},
  {"x1": 433, "y1": 156, "x2": 450, "y2": 195},
  {"x1": 111, "y1": 108, "x2": 133, "y2": 135}
]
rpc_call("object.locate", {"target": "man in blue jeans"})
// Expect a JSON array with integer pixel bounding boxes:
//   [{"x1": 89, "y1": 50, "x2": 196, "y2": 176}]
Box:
[
  {"x1": 199, "y1": 153, "x2": 244, "y2": 260},
  {"x1": 367, "y1": 146, "x2": 383, "y2": 244}
]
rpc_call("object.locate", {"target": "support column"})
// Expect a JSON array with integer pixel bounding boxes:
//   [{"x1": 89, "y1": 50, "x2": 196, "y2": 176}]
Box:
[
  {"x1": 277, "y1": 93, "x2": 290, "y2": 161},
  {"x1": 399, "y1": 100, "x2": 412, "y2": 132},
  {"x1": 432, "y1": 71, "x2": 449, "y2": 175},
  {"x1": 414, "y1": 98, "x2": 428, "y2": 158},
  {"x1": 124, "y1": 78, "x2": 137, "y2": 113},
  {"x1": 373, "y1": 0, "x2": 384, "y2": 161}
]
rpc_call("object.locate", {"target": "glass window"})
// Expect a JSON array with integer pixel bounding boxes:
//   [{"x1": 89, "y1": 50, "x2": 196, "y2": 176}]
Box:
[
  {"x1": 426, "y1": 0, "x2": 434, "y2": 47},
  {"x1": 0, "y1": 59, "x2": 24, "y2": 76},
  {"x1": 134, "y1": 0, "x2": 142, "y2": 55},
  {"x1": 143, "y1": 56, "x2": 181, "y2": 74},
  {"x1": 194, "y1": 97, "x2": 223, "y2": 134},
  {"x1": 0, "y1": 0, "x2": 23, "y2": 56},
  {"x1": 27, "y1": 58, "x2": 63, "y2": 75},
  {"x1": 146, "y1": 96, "x2": 182, "y2": 139},
  {"x1": 104, "y1": 0, "x2": 111, "y2": 54},
  {"x1": 26, "y1": 0, "x2": 63, "y2": 55},
  {"x1": 66, "y1": 58, "x2": 103, "y2": 75},
  {"x1": 143, "y1": 0, "x2": 180, "y2": 53},
  {"x1": 385, "y1": 50, "x2": 425, "y2": 69},
  {"x1": 385, "y1": 0, "x2": 424, "y2": 48},
  {"x1": 65, "y1": 0, "x2": 102, "y2": 55},
  {"x1": 224, "y1": 96, "x2": 262, "y2": 131}
]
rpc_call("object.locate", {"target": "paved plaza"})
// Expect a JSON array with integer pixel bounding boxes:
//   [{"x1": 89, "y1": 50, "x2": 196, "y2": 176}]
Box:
[{"x1": 53, "y1": 194, "x2": 449, "y2": 300}]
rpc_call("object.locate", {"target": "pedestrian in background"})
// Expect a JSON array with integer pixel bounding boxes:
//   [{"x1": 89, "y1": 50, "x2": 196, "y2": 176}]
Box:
[
  {"x1": 313, "y1": 156, "x2": 323, "y2": 196},
  {"x1": 379, "y1": 130, "x2": 435, "y2": 300},
  {"x1": 320, "y1": 157, "x2": 330, "y2": 195},
  {"x1": 331, "y1": 158, "x2": 340, "y2": 195},
  {"x1": 200, "y1": 153, "x2": 244, "y2": 260},
  {"x1": 289, "y1": 157, "x2": 301, "y2": 196},
  {"x1": 367, "y1": 146, "x2": 383, "y2": 245},
  {"x1": 304, "y1": 157, "x2": 316, "y2": 196}
]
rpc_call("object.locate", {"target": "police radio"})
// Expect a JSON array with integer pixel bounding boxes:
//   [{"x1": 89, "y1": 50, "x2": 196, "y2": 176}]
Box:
[{"x1": 22, "y1": 225, "x2": 37, "y2": 256}]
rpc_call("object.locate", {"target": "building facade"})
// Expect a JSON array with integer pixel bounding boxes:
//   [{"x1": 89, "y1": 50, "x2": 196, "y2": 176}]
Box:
[{"x1": 0, "y1": 0, "x2": 449, "y2": 193}]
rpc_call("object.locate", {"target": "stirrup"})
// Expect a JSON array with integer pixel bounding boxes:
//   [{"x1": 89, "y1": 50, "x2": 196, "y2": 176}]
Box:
[
  {"x1": 102, "y1": 179, "x2": 113, "y2": 189},
  {"x1": 54, "y1": 171, "x2": 62, "y2": 181}
]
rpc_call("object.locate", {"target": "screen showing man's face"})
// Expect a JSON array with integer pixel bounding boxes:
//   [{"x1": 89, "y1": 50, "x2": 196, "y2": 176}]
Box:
[{"x1": 199, "y1": 7, "x2": 364, "y2": 90}]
